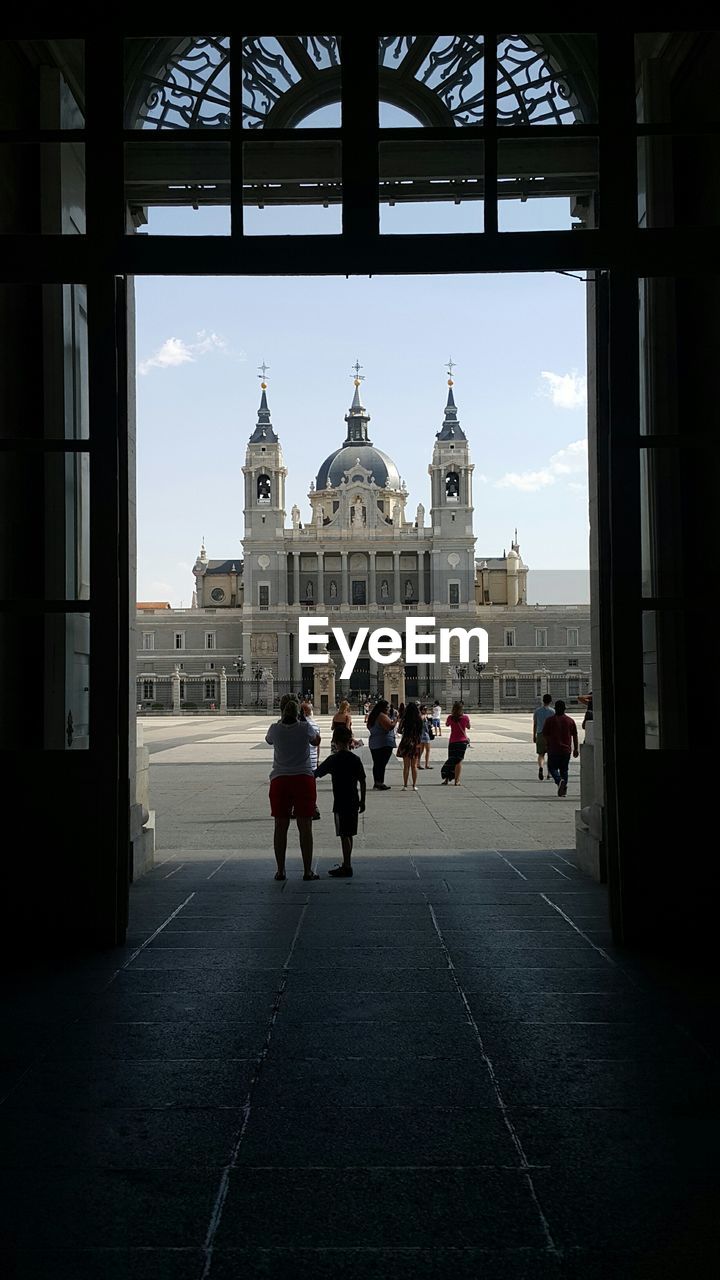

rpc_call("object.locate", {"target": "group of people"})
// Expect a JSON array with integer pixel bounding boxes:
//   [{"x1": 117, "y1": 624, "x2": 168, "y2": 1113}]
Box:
[
  {"x1": 265, "y1": 694, "x2": 471, "y2": 880},
  {"x1": 365, "y1": 698, "x2": 469, "y2": 790}
]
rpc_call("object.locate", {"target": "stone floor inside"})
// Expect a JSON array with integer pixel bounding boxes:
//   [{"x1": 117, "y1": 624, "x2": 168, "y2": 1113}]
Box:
[
  {"x1": 2, "y1": 719, "x2": 719, "y2": 1276},
  {"x1": 2, "y1": 844, "x2": 719, "y2": 1278}
]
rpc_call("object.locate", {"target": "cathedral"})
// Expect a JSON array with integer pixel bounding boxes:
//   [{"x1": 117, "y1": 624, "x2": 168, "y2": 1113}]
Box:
[{"x1": 137, "y1": 373, "x2": 591, "y2": 709}]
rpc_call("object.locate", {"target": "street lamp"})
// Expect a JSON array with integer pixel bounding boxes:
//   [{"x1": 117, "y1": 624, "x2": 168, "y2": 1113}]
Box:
[
  {"x1": 253, "y1": 664, "x2": 263, "y2": 706},
  {"x1": 472, "y1": 658, "x2": 486, "y2": 708},
  {"x1": 234, "y1": 656, "x2": 245, "y2": 707},
  {"x1": 455, "y1": 664, "x2": 467, "y2": 705}
]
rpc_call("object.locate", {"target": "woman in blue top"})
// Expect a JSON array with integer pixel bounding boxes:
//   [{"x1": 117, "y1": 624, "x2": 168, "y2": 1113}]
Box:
[{"x1": 366, "y1": 698, "x2": 397, "y2": 790}]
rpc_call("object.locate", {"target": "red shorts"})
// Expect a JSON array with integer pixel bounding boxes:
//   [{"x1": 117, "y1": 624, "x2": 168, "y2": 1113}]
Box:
[{"x1": 269, "y1": 774, "x2": 317, "y2": 819}]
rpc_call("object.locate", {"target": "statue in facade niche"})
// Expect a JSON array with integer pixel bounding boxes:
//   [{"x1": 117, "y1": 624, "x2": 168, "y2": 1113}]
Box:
[
  {"x1": 329, "y1": 580, "x2": 337, "y2": 599},
  {"x1": 291, "y1": 504, "x2": 300, "y2": 529},
  {"x1": 315, "y1": 504, "x2": 324, "y2": 527},
  {"x1": 352, "y1": 497, "x2": 365, "y2": 526},
  {"x1": 380, "y1": 579, "x2": 389, "y2": 599},
  {"x1": 305, "y1": 581, "x2": 314, "y2": 600},
  {"x1": 405, "y1": 579, "x2": 414, "y2": 601}
]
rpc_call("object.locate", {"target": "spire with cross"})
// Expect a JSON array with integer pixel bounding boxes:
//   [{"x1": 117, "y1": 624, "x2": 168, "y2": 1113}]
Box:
[
  {"x1": 249, "y1": 361, "x2": 278, "y2": 443},
  {"x1": 436, "y1": 359, "x2": 466, "y2": 441},
  {"x1": 344, "y1": 360, "x2": 372, "y2": 443}
]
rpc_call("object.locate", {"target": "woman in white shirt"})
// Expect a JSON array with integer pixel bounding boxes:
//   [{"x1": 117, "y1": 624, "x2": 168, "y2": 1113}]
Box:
[{"x1": 266, "y1": 699, "x2": 321, "y2": 881}]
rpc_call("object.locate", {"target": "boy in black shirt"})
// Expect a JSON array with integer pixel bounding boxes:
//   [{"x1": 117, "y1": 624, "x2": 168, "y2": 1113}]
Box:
[{"x1": 315, "y1": 724, "x2": 366, "y2": 878}]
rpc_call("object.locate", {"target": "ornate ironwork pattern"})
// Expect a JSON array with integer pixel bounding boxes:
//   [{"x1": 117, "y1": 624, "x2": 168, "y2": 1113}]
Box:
[
  {"x1": 135, "y1": 37, "x2": 231, "y2": 129},
  {"x1": 242, "y1": 35, "x2": 339, "y2": 127},
  {"x1": 497, "y1": 35, "x2": 579, "y2": 125},
  {"x1": 416, "y1": 35, "x2": 486, "y2": 124},
  {"x1": 130, "y1": 33, "x2": 584, "y2": 130},
  {"x1": 378, "y1": 36, "x2": 416, "y2": 66},
  {"x1": 242, "y1": 37, "x2": 301, "y2": 128}
]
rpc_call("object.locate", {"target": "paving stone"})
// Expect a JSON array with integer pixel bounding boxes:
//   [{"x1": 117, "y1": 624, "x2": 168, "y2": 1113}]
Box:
[{"x1": 215, "y1": 1169, "x2": 547, "y2": 1249}]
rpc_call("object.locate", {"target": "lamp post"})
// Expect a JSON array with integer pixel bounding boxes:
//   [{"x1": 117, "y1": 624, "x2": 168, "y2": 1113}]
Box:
[
  {"x1": 455, "y1": 664, "x2": 467, "y2": 705},
  {"x1": 472, "y1": 658, "x2": 486, "y2": 708},
  {"x1": 234, "y1": 656, "x2": 245, "y2": 707},
  {"x1": 253, "y1": 664, "x2": 263, "y2": 706}
]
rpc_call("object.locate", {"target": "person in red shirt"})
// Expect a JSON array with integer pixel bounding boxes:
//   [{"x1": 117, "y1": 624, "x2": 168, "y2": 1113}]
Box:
[{"x1": 542, "y1": 699, "x2": 579, "y2": 797}]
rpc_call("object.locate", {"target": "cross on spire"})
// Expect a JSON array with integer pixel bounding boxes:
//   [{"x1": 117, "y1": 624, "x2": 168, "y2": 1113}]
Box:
[
  {"x1": 352, "y1": 359, "x2": 364, "y2": 386},
  {"x1": 446, "y1": 357, "x2": 456, "y2": 382},
  {"x1": 258, "y1": 360, "x2": 270, "y2": 385}
]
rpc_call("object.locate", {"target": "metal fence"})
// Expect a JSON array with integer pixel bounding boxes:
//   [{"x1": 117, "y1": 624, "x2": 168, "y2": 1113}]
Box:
[{"x1": 137, "y1": 671, "x2": 590, "y2": 714}]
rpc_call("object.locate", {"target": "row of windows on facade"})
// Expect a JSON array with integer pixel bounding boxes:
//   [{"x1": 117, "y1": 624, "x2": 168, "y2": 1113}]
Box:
[
  {"x1": 142, "y1": 680, "x2": 218, "y2": 701},
  {"x1": 141, "y1": 626, "x2": 582, "y2": 651},
  {"x1": 139, "y1": 675, "x2": 585, "y2": 703},
  {"x1": 257, "y1": 581, "x2": 438, "y2": 606}
]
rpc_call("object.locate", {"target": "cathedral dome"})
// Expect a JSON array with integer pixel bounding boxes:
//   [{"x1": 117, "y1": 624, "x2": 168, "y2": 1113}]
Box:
[
  {"x1": 316, "y1": 376, "x2": 401, "y2": 491},
  {"x1": 316, "y1": 444, "x2": 400, "y2": 491}
]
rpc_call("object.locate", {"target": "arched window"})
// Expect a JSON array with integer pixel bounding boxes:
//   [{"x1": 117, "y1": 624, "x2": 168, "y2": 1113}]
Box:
[
  {"x1": 257, "y1": 474, "x2": 271, "y2": 504},
  {"x1": 446, "y1": 471, "x2": 460, "y2": 500},
  {"x1": 127, "y1": 35, "x2": 593, "y2": 132}
]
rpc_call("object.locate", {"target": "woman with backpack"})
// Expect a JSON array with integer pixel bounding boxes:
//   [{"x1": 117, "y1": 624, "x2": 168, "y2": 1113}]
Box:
[{"x1": 441, "y1": 700, "x2": 471, "y2": 786}]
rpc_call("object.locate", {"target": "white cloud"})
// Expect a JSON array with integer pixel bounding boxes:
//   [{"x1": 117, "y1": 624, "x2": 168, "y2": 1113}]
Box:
[
  {"x1": 139, "y1": 330, "x2": 231, "y2": 375},
  {"x1": 539, "y1": 370, "x2": 587, "y2": 410},
  {"x1": 495, "y1": 438, "x2": 587, "y2": 493}
]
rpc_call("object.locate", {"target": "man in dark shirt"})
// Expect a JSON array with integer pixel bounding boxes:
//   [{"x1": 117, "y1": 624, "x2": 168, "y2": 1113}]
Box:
[
  {"x1": 542, "y1": 699, "x2": 579, "y2": 797},
  {"x1": 315, "y1": 724, "x2": 366, "y2": 877}
]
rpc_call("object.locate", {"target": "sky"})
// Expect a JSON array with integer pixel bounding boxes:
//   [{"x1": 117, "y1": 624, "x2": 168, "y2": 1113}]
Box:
[{"x1": 135, "y1": 200, "x2": 590, "y2": 608}]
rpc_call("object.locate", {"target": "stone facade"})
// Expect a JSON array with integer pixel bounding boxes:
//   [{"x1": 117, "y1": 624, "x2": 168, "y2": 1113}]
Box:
[{"x1": 136, "y1": 379, "x2": 591, "y2": 708}]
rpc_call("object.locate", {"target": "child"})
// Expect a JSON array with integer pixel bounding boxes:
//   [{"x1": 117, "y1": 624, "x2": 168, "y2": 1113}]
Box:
[{"x1": 315, "y1": 723, "x2": 366, "y2": 877}]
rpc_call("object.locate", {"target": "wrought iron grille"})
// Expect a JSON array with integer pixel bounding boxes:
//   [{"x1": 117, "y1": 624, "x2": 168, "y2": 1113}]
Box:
[{"x1": 128, "y1": 33, "x2": 589, "y2": 131}]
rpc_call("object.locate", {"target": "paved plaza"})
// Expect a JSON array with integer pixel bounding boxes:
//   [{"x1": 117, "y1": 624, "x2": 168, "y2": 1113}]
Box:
[{"x1": 143, "y1": 712, "x2": 579, "y2": 865}]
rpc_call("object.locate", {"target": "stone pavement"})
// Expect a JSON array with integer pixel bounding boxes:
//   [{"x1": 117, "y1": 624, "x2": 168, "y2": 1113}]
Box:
[{"x1": 1, "y1": 718, "x2": 718, "y2": 1276}]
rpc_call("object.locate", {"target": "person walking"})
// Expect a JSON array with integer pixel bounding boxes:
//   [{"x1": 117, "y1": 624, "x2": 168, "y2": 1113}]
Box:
[
  {"x1": 265, "y1": 698, "x2": 321, "y2": 881},
  {"x1": 542, "y1": 698, "x2": 579, "y2": 797},
  {"x1": 397, "y1": 700, "x2": 424, "y2": 790},
  {"x1": 432, "y1": 700, "x2": 442, "y2": 737},
  {"x1": 442, "y1": 701, "x2": 471, "y2": 785},
  {"x1": 315, "y1": 723, "x2": 366, "y2": 877},
  {"x1": 532, "y1": 693, "x2": 555, "y2": 781},
  {"x1": 418, "y1": 703, "x2": 434, "y2": 769},
  {"x1": 366, "y1": 698, "x2": 397, "y2": 790}
]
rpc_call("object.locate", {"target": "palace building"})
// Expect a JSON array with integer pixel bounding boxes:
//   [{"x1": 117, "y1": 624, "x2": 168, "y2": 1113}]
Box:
[{"x1": 136, "y1": 373, "x2": 591, "y2": 710}]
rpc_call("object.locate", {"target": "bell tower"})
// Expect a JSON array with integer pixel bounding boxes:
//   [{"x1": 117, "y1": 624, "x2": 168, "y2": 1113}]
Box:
[
  {"x1": 242, "y1": 367, "x2": 286, "y2": 539},
  {"x1": 429, "y1": 365, "x2": 474, "y2": 538}
]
